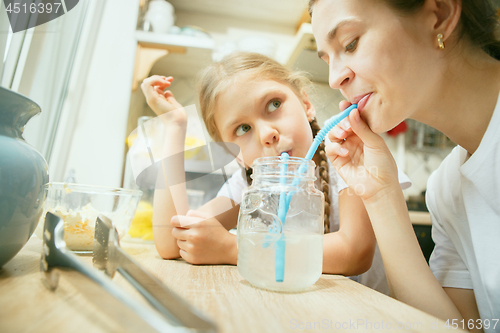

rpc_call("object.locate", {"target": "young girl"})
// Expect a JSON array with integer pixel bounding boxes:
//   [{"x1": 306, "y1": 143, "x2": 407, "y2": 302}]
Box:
[
  {"x1": 309, "y1": 0, "x2": 500, "y2": 326},
  {"x1": 141, "y1": 52, "x2": 410, "y2": 294}
]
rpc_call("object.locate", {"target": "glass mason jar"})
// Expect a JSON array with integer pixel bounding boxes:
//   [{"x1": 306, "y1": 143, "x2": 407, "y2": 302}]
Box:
[{"x1": 237, "y1": 156, "x2": 324, "y2": 292}]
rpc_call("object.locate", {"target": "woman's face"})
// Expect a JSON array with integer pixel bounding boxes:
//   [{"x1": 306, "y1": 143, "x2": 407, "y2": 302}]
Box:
[
  {"x1": 213, "y1": 76, "x2": 315, "y2": 168},
  {"x1": 311, "y1": 0, "x2": 441, "y2": 133}
]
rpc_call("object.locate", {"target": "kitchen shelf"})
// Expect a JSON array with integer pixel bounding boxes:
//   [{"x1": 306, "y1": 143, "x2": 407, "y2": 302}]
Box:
[
  {"x1": 131, "y1": 31, "x2": 215, "y2": 90},
  {"x1": 135, "y1": 31, "x2": 215, "y2": 51},
  {"x1": 285, "y1": 23, "x2": 316, "y2": 67},
  {"x1": 284, "y1": 23, "x2": 329, "y2": 83},
  {"x1": 167, "y1": 0, "x2": 306, "y2": 28}
]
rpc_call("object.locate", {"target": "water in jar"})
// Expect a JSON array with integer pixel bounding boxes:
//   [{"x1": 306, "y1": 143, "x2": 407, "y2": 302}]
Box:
[
  {"x1": 238, "y1": 230, "x2": 323, "y2": 292},
  {"x1": 237, "y1": 191, "x2": 323, "y2": 291}
]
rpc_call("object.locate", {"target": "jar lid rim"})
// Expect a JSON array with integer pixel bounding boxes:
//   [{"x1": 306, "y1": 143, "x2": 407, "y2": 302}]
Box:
[{"x1": 252, "y1": 156, "x2": 315, "y2": 166}]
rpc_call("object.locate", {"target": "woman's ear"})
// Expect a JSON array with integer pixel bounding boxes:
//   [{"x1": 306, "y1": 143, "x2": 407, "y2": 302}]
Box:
[
  {"x1": 425, "y1": 0, "x2": 461, "y2": 43},
  {"x1": 301, "y1": 89, "x2": 316, "y2": 122}
]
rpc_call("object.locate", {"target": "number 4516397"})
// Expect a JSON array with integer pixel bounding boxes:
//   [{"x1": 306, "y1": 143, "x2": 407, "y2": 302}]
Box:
[{"x1": 5, "y1": 2, "x2": 62, "y2": 14}]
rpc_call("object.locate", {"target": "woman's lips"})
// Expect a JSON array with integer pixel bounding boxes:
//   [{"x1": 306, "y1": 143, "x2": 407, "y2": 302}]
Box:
[{"x1": 356, "y1": 93, "x2": 372, "y2": 112}]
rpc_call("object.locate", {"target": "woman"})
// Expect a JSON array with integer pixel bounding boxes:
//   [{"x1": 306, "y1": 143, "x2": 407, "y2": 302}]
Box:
[{"x1": 309, "y1": 0, "x2": 500, "y2": 329}]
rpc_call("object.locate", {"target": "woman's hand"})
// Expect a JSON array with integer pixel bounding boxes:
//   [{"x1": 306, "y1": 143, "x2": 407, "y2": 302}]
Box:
[
  {"x1": 170, "y1": 210, "x2": 238, "y2": 265},
  {"x1": 325, "y1": 101, "x2": 400, "y2": 202},
  {"x1": 141, "y1": 75, "x2": 186, "y2": 125}
]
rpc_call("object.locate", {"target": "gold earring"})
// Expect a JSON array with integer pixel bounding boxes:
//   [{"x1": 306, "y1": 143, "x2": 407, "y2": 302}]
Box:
[{"x1": 437, "y1": 33, "x2": 445, "y2": 50}]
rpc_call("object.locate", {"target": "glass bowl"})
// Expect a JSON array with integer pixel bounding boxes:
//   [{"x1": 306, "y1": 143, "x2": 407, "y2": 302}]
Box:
[{"x1": 35, "y1": 182, "x2": 142, "y2": 253}]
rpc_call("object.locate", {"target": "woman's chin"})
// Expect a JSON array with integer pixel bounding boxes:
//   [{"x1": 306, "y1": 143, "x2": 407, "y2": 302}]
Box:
[
  {"x1": 363, "y1": 117, "x2": 383, "y2": 134},
  {"x1": 365, "y1": 116, "x2": 401, "y2": 135}
]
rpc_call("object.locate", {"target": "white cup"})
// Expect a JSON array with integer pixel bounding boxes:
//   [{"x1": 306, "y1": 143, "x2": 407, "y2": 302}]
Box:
[{"x1": 144, "y1": 0, "x2": 175, "y2": 34}]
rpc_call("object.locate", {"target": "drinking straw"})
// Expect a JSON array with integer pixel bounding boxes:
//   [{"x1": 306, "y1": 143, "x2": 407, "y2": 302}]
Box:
[
  {"x1": 289, "y1": 103, "x2": 358, "y2": 192},
  {"x1": 275, "y1": 152, "x2": 289, "y2": 282},
  {"x1": 274, "y1": 104, "x2": 358, "y2": 282}
]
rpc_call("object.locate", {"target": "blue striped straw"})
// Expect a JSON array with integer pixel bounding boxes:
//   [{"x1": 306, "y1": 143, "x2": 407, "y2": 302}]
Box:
[
  {"x1": 290, "y1": 103, "x2": 358, "y2": 190},
  {"x1": 274, "y1": 152, "x2": 289, "y2": 282}
]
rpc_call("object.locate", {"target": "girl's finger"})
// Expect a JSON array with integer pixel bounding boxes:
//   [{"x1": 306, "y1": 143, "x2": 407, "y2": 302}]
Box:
[
  {"x1": 179, "y1": 249, "x2": 190, "y2": 262},
  {"x1": 172, "y1": 226, "x2": 188, "y2": 240},
  {"x1": 148, "y1": 75, "x2": 173, "y2": 83},
  {"x1": 142, "y1": 76, "x2": 173, "y2": 90},
  {"x1": 164, "y1": 90, "x2": 174, "y2": 99},
  {"x1": 176, "y1": 239, "x2": 189, "y2": 251},
  {"x1": 170, "y1": 215, "x2": 182, "y2": 228},
  {"x1": 155, "y1": 86, "x2": 165, "y2": 95}
]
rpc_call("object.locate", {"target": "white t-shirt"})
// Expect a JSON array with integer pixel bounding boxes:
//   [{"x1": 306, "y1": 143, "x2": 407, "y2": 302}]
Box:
[
  {"x1": 427, "y1": 92, "x2": 500, "y2": 325},
  {"x1": 217, "y1": 154, "x2": 411, "y2": 295}
]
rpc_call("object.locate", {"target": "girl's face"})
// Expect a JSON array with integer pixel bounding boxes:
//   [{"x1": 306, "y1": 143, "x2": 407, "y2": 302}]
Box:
[
  {"x1": 311, "y1": 0, "x2": 442, "y2": 133},
  {"x1": 214, "y1": 76, "x2": 315, "y2": 168}
]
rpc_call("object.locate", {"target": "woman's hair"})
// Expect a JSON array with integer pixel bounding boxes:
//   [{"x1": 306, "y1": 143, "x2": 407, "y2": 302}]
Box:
[
  {"x1": 308, "y1": 0, "x2": 500, "y2": 60},
  {"x1": 197, "y1": 52, "x2": 332, "y2": 232}
]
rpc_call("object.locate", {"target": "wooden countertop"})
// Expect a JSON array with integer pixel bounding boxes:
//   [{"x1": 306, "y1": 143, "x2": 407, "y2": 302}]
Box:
[{"x1": 0, "y1": 236, "x2": 459, "y2": 332}]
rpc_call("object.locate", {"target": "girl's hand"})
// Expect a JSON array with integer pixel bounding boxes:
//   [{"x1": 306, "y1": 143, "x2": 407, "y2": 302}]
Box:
[
  {"x1": 325, "y1": 101, "x2": 400, "y2": 203},
  {"x1": 141, "y1": 75, "x2": 186, "y2": 125},
  {"x1": 170, "y1": 210, "x2": 237, "y2": 265}
]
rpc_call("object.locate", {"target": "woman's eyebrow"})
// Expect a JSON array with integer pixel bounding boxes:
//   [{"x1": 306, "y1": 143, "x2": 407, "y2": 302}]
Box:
[{"x1": 317, "y1": 18, "x2": 360, "y2": 58}]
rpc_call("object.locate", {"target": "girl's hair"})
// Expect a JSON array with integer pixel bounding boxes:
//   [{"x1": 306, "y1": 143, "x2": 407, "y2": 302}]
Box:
[
  {"x1": 197, "y1": 52, "x2": 310, "y2": 141},
  {"x1": 197, "y1": 52, "x2": 332, "y2": 232},
  {"x1": 308, "y1": 0, "x2": 500, "y2": 60}
]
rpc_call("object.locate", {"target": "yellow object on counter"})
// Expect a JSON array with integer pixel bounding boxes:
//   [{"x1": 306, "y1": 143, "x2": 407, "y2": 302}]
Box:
[
  {"x1": 128, "y1": 200, "x2": 154, "y2": 241},
  {"x1": 184, "y1": 136, "x2": 205, "y2": 159}
]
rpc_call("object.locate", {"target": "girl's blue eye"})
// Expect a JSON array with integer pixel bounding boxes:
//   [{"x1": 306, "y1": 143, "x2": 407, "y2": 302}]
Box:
[
  {"x1": 235, "y1": 124, "x2": 251, "y2": 137},
  {"x1": 345, "y1": 39, "x2": 358, "y2": 52},
  {"x1": 267, "y1": 100, "x2": 281, "y2": 112}
]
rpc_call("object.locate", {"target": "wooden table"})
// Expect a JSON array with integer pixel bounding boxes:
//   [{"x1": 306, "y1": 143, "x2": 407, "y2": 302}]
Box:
[{"x1": 0, "y1": 236, "x2": 460, "y2": 332}]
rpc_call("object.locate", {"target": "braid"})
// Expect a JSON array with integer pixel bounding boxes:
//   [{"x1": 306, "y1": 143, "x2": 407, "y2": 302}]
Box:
[
  {"x1": 244, "y1": 119, "x2": 331, "y2": 233},
  {"x1": 244, "y1": 166, "x2": 253, "y2": 186},
  {"x1": 310, "y1": 119, "x2": 331, "y2": 234}
]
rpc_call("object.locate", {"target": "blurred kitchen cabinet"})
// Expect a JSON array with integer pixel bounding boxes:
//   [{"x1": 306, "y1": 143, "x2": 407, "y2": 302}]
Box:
[
  {"x1": 407, "y1": 211, "x2": 434, "y2": 264},
  {"x1": 413, "y1": 224, "x2": 435, "y2": 264},
  {"x1": 405, "y1": 119, "x2": 456, "y2": 153}
]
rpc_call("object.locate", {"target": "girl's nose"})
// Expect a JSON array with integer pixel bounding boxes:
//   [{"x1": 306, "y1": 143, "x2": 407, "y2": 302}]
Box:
[
  {"x1": 329, "y1": 61, "x2": 354, "y2": 90},
  {"x1": 259, "y1": 123, "x2": 280, "y2": 146}
]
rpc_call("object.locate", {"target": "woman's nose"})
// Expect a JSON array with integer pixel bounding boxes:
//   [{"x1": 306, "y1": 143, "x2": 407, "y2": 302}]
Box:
[
  {"x1": 329, "y1": 61, "x2": 354, "y2": 90},
  {"x1": 259, "y1": 123, "x2": 280, "y2": 146}
]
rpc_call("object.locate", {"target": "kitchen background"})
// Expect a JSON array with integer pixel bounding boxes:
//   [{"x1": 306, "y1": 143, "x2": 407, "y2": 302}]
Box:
[{"x1": 4, "y1": 0, "x2": 486, "y2": 232}]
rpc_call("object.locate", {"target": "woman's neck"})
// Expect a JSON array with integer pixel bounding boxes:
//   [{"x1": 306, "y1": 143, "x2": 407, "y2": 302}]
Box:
[{"x1": 412, "y1": 47, "x2": 500, "y2": 155}]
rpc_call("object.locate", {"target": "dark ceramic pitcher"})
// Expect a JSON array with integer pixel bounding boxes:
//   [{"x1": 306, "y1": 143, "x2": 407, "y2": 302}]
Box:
[{"x1": 0, "y1": 87, "x2": 49, "y2": 267}]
